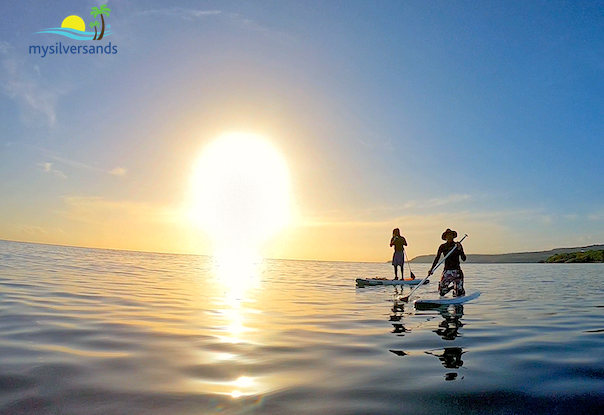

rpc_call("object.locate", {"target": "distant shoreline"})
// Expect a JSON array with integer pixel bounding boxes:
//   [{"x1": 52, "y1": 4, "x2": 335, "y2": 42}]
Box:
[
  {"x1": 410, "y1": 244, "x2": 604, "y2": 263},
  {"x1": 3, "y1": 238, "x2": 604, "y2": 264}
]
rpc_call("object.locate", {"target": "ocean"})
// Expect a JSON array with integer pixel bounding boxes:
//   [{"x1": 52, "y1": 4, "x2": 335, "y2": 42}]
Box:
[{"x1": 0, "y1": 239, "x2": 603, "y2": 414}]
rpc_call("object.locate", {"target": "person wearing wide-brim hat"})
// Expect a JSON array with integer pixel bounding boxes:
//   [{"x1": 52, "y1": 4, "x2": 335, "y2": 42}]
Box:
[{"x1": 428, "y1": 228, "x2": 466, "y2": 297}]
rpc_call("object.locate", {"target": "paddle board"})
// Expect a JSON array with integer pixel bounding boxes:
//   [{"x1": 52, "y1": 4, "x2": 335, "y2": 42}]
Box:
[
  {"x1": 356, "y1": 278, "x2": 429, "y2": 287},
  {"x1": 414, "y1": 291, "x2": 481, "y2": 306}
]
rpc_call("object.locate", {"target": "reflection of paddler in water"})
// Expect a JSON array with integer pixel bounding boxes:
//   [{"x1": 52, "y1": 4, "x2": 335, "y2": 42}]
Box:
[
  {"x1": 428, "y1": 228, "x2": 466, "y2": 297},
  {"x1": 434, "y1": 304, "x2": 464, "y2": 340},
  {"x1": 390, "y1": 228, "x2": 408, "y2": 280},
  {"x1": 389, "y1": 301, "x2": 409, "y2": 335},
  {"x1": 425, "y1": 347, "x2": 465, "y2": 381},
  {"x1": 388, "y1": 300, "x2": 410, "y2": 356},
  {"x1": 425, "y1": 305, "x2": 466, "y2": 380},
  {"x1": 430, "y1": 347, "x2": 464, "y2": 369}
]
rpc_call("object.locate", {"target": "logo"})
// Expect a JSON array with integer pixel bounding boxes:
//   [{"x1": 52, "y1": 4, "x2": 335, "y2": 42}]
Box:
[
  {"x1": 35, "y1": 5, "x2": 112, "y2": 41},
  {"x1": 30, "y1": 5, "x2": 117, "y2": 57}
]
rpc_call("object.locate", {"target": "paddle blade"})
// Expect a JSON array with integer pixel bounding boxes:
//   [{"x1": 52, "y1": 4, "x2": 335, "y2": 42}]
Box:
[{"x1": 410, "y1": 272, "x2": 416, "y2": 280}]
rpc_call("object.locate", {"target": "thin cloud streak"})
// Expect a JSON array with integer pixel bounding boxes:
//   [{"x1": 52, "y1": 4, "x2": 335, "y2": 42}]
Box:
[
  {"x1": 8, "y1": 223, "x2": 48, "y2": 236},
  {"x1": 109, "y1": 167, "x2": 127, "y2": 176},
  {"x1": 228, "y1": 13, "x2": 298, "y2": 43},
  {"x1": 136, "y1": 8, "x2": 295, "y2": 44},
  {"x1": 0, "y1": 41, "x2": 64, "y2": 127},
  {"x1": 298, "y1": 194, "x2": 474, "y2": 224},
  {"x1": 58, "y1": 196, "x2": 182, "y2": 225},
  {"x1": 48, "y1": 155, "x2": 98, "y2": 172},
  {"x1": 300, "y1": 207, "x2": 546, "y2": 228},
  {"x1": 37, "y1": 162, "x2": 67, "y2": 179},
  {"x1": 138, "y1": 8, "x2": 221, "y2": 19},
  {"x1": 33, "y1": 147, "x2": 127, "y2": 177},
  {"x1": 402, "y1": 194, "x2": 471, "y2": 209}
]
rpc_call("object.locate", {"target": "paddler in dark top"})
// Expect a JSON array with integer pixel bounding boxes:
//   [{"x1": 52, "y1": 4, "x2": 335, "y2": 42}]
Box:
[
  {"x1": 428, "y1": 228, "x2": 466, "y2": 297},
  {"x1": 390, "y1": 228, "x2": 408, "y2": 280}
]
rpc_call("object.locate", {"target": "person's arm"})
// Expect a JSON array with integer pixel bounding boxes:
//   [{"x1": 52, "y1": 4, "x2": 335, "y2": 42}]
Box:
[
  {"x1": 429, "y1": 245, "x2": 443, "y2": 274},
  {"x1": 402, "y1": 237, "x2": 407, "y2": 246},
  {"x1": 457, "y1": 243, "x2": 466, "y2": 261},
  {"x1": 390, "y1": 237, "x2": 395, "y2": 247}
]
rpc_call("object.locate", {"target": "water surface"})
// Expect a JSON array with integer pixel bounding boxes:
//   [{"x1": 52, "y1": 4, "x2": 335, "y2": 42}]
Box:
[{"x1": 1, "y1": 240, "x2": 603, "y2": 414}]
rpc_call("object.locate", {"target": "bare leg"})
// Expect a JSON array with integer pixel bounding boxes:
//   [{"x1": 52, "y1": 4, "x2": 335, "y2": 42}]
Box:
[{"x1": 394, "y1": 266, "x2": 398, "y2": 280}]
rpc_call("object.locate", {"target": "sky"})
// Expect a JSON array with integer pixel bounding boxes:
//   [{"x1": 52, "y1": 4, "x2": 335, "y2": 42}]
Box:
[{"x1": 1, "y1": 0, "x2": 604, "y2": 262}]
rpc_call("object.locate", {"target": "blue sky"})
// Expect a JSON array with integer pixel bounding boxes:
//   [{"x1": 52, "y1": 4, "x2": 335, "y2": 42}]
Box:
[{"x1": 1, "y1": 0, "x2": 604, "y2": 261}]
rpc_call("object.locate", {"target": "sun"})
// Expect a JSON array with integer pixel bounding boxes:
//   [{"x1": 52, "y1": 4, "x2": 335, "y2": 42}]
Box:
[
  {"x1": 61, "y1": 15, "x2": 86, "y2": 32},
  {"x1": 189, "y1": 133, "x2": 292, "y2": 257}
]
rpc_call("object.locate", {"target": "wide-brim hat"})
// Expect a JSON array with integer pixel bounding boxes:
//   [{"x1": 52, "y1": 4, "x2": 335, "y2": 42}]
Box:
[{"x1": 441, "y1": 228, "x2": 457, "y2": 240}]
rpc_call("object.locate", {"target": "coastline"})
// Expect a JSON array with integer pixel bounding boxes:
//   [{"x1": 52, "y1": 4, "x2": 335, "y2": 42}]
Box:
[{"x1": 410, "y1": 244, "x2": 604, "y2": 263}]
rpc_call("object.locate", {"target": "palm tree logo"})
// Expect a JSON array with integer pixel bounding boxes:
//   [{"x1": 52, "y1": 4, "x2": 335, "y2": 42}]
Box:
[
  {"x1": 90, "y1": 21, "x2": 100, "y2": 40},
  {"x1": 90, "y1": 5, "x2": 111, "y2": 41}
]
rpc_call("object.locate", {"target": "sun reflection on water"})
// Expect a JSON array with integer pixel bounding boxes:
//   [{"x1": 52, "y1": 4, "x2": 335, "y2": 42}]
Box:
[
  {"x1": 209, "y1": 253, "x2": 264, "y2": 398},
  {"x1": 229, "y1": 376, "x2": 256, "y2": 399},
  {"x1": 211, "y1": 250, "x2": 262, "y2": 301},
  {"x1": 186, "y1": 132, "x2": 292, "y2": 401}
]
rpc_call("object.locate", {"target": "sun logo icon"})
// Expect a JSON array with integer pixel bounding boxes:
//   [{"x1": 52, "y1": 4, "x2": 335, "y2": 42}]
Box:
[
  {"x1": 36, "y1": 5, "x2": 112, "y2": 41},
  {"x1": 61, "y1": 16, "x2": 86, "y2": 32}
]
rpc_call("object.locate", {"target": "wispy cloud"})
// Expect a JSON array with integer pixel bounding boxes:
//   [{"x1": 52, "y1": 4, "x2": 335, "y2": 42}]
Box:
[
  {"x1": 402, "y1": 194, "x2": 471, "y2": 209},
  {"x1": 9, "y1": 223, "x2": 49, "y2": 236},
  {"x1": 37, "y1": 162, "x2": 67, "y2": 179},
  {"x1": 300, "y1": 207, "x2": 539, "y2": 229},
  {"x1": 47, "y1": 154, "x2": 99, "y2": 172},
  {"x1": 109, "y1": 167, "x2": 127, "y2": 176},
  {"x1": 228, "y1": 13, "x2": 270, "y2": 34},
  {"x1": 138, "y1": 8, "x2": 221, "y2": 19},
  {"x1": 137, "y1": 9, "x2": 294, "y2": 43},
  {"x1": 33, "y1": 147, "x2": 127, "y2": 177},
  {"x1": 588, "y1": 211, "x2": 604, "y2": 221},
  {"x1": 0, "y1": 41, "x2": 65, "y2": 127},
  {"x1": 50, "y1": 154, "x2": 127, "y2": 177},
  {"x1": 58, "y1": 196, "x2": 181, "y2": 225},
  {"x1": 227, "y1": 13, "x2": 297, "y2": 43}
]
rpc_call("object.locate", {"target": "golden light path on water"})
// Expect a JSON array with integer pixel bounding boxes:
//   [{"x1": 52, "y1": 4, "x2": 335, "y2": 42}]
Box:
[
  {"x1": 188, "y1": 132, "x2": 293, "y2": 400},
  {"x1": 210, "y1": 255, "x2": 263, "y2": 399}
]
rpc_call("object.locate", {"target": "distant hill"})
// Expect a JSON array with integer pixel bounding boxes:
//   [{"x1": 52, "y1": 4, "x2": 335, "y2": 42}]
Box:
[
  {"x1": 545, "y1": 250, "x2": 604, "y2": 263},
  {"x1": 410, "y1": 244, "x2": 604, "y2": 263}
]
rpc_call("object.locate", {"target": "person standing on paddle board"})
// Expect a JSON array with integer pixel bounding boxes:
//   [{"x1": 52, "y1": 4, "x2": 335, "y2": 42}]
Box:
[
  {"x1": 390, "y1": 228, "x2": 408, "y2": 280},
  {"x1": 428, "y1": 229, "x2": 466, "y2": 296}
]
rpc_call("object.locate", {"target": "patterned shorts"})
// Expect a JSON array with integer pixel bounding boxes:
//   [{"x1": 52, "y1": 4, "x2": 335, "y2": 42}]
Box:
[{"x1": 439, "y1": 269, "x2": 465, "y2": 297}]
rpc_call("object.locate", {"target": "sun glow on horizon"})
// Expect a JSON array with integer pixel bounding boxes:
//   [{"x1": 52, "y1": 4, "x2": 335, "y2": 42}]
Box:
[{"x1": 189, "y1": 132, "x2": 293, "y2": 264}]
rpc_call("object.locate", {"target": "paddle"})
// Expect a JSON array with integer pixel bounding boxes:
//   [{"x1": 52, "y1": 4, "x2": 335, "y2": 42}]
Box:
[
  {"x1": 403, "y1": 250, "x2": 416, "y2": 280},
  {"x1": 400, "y1": 234, "x2": 467, "y2": 302}
]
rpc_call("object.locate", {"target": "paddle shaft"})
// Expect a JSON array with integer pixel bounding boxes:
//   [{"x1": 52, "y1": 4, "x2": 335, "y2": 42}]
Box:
[
  {"x1": 403, "y1": 250, "x2": 416, "y2": 279},
  {"x1": 402, "y1": 234, "x2": 467, "y2": 301}
]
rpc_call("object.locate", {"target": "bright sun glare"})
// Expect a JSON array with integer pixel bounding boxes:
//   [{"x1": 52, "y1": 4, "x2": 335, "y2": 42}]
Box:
[{"x1": 190, "y1": 133, "x2": 292, "y2": 261}]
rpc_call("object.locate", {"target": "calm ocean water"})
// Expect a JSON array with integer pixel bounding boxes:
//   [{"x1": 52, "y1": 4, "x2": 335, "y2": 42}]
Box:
[{"x1": 0, "y1": 239, "x2": 603, "y2": 415}]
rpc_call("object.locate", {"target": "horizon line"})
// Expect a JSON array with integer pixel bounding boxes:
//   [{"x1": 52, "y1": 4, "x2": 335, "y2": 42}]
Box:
[
  {"x1": 3, "y1": 237, "x2": 602, "y2": 263},
  {"x1": 0, "y1": 238, "x2": 389, "y2": 264}
]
